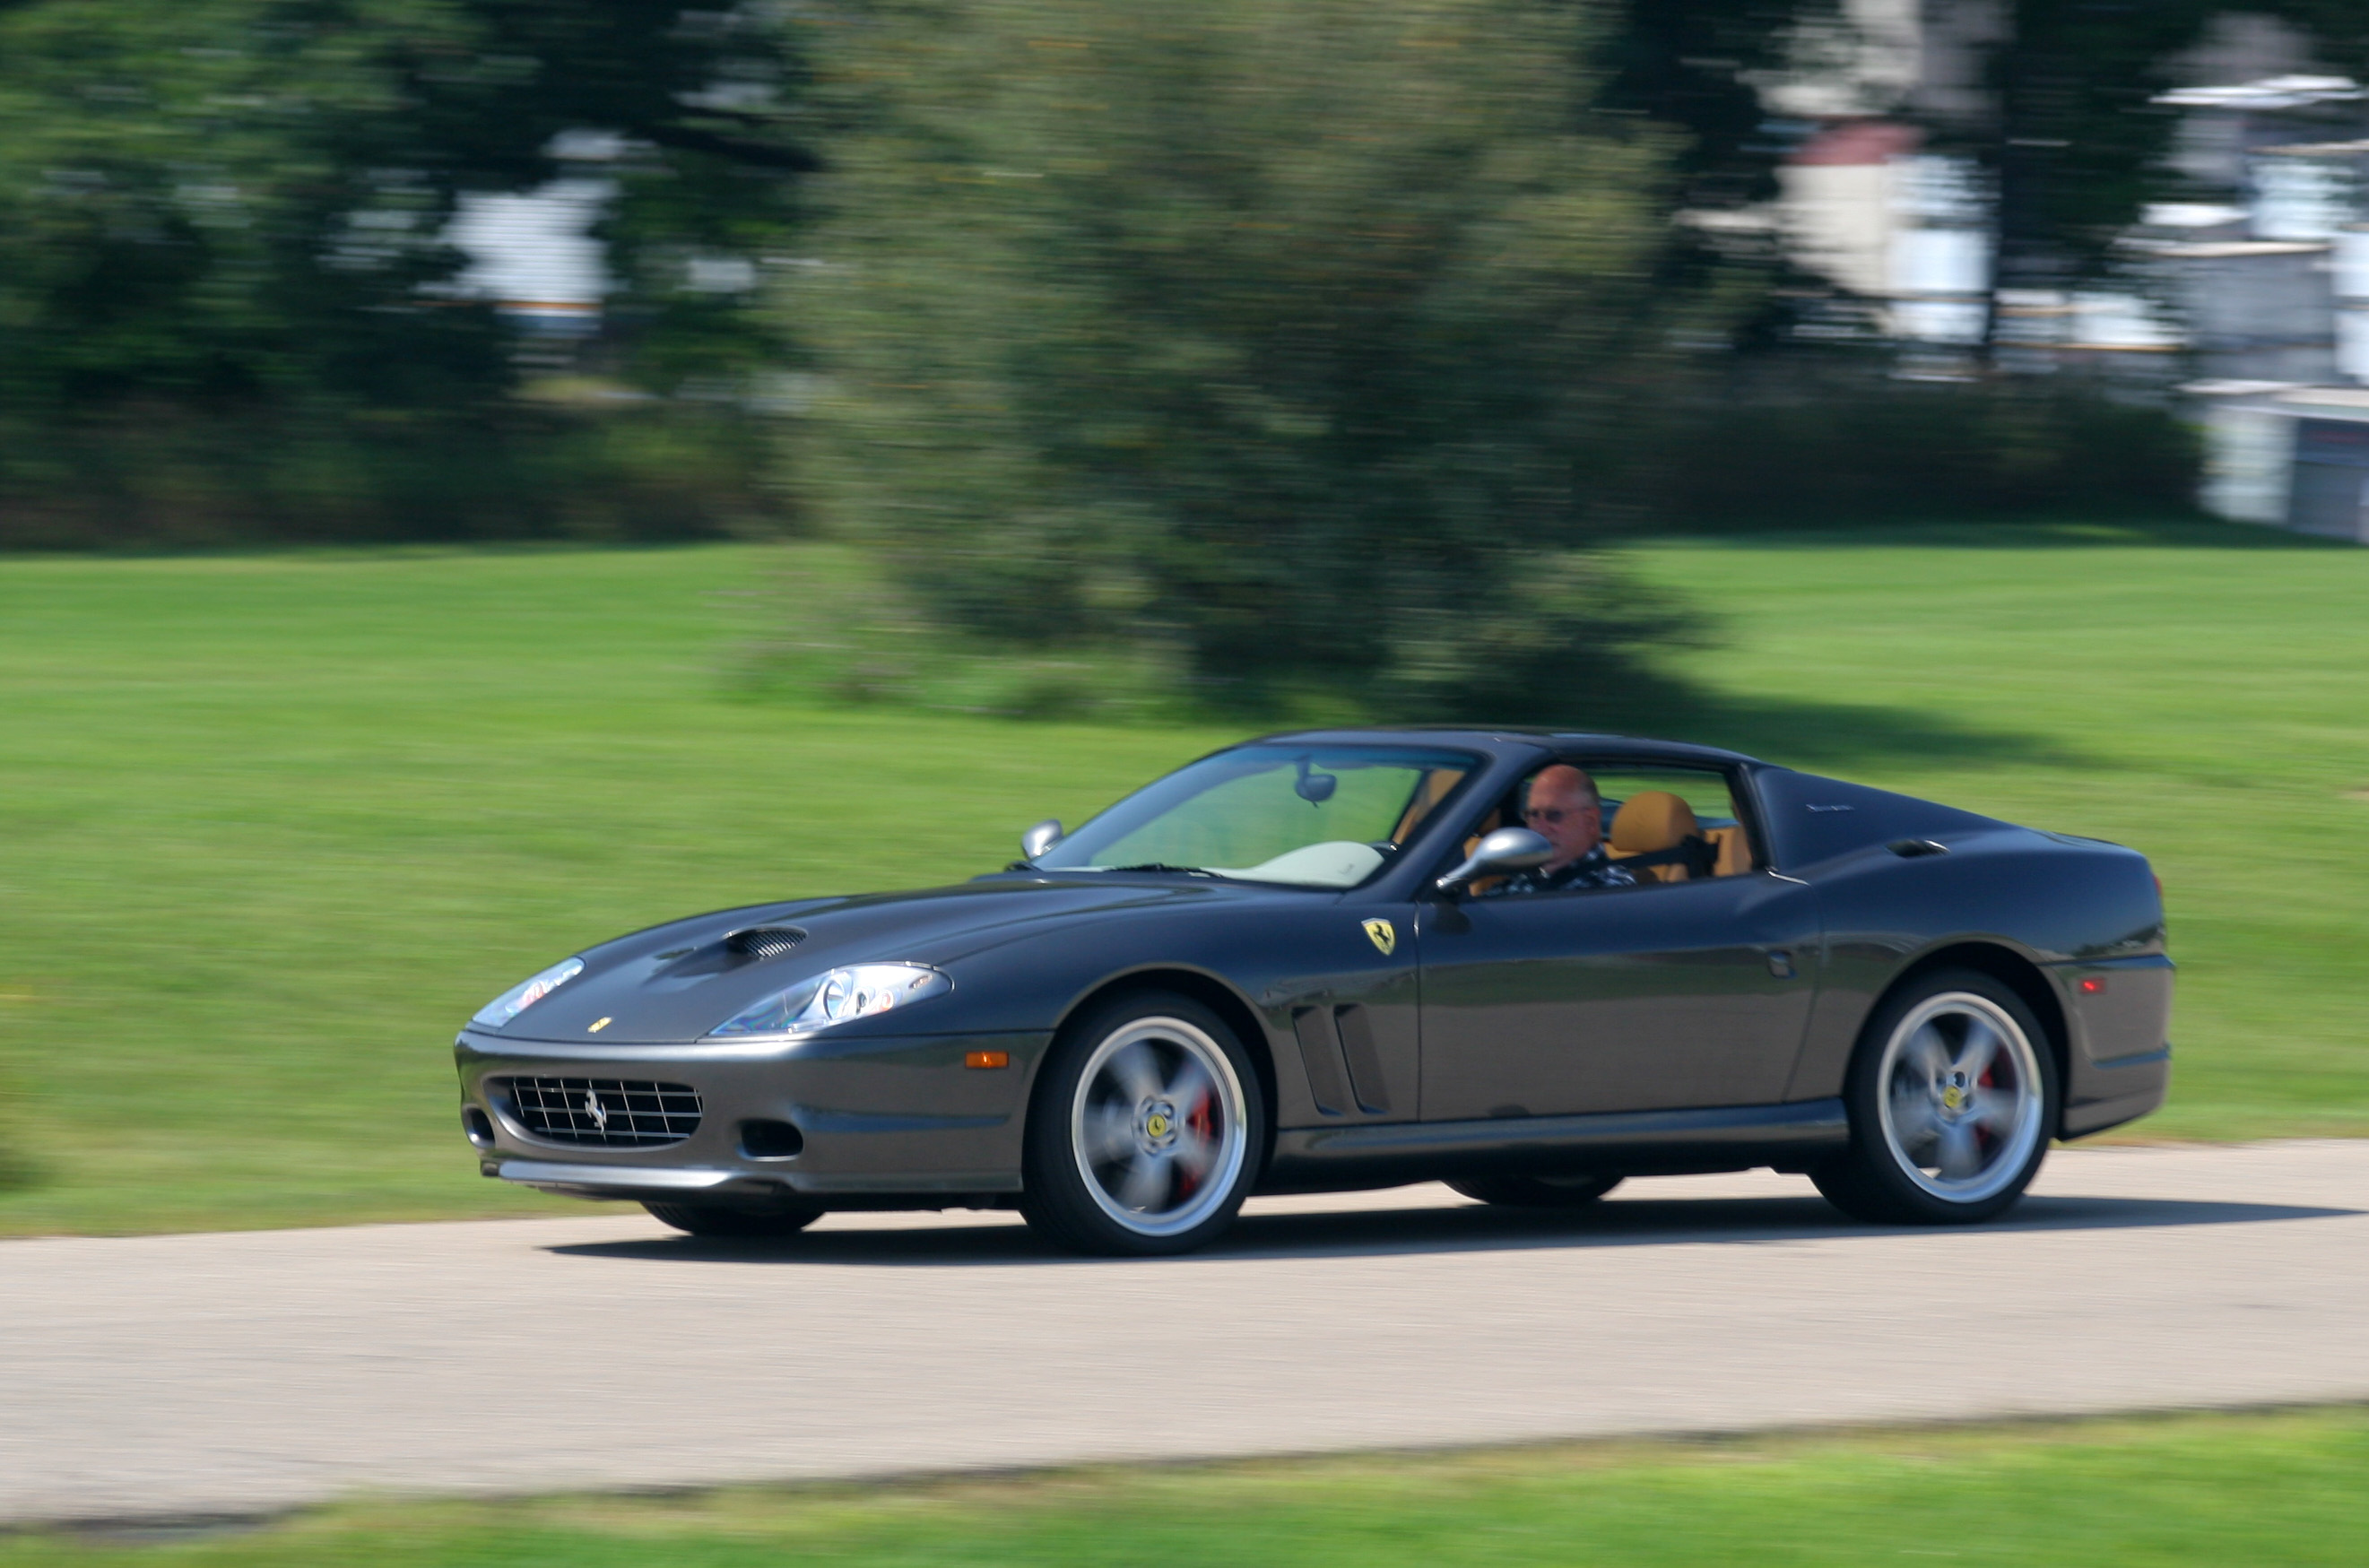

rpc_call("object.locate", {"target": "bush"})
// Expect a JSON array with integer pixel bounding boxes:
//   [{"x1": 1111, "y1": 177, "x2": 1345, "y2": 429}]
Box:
[
  {"x1": 1651, "y1": 368, "x2": 2202, "y2": 527},
  {"x1": 785, "y1": 0, "x2": 1724, "y2": 721},
  {"x1": 0, "y1": 405, "x2": 784, "y2": 550}
]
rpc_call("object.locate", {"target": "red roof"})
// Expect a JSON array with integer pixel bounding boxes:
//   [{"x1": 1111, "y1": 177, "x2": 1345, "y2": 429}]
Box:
[{"x1": 1789, "y1": 120, "x2": 1922, "y2": 168}]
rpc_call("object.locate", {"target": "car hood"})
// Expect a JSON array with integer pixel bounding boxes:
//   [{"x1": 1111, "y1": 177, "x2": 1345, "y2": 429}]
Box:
[{"x1": 481, "y1": 875, "x2": 1261, "y2": 1044}]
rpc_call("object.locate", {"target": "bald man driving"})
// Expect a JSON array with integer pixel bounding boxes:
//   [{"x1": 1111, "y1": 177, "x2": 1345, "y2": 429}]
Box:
[{"x1": 1485, "y1": 764, "x2": 1637, "y2": 897}]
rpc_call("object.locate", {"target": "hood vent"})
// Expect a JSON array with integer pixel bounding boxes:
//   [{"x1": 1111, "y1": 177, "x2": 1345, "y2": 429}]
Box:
[{"x1": 725, "y1": 925, "x2": 806, "y2": 959}]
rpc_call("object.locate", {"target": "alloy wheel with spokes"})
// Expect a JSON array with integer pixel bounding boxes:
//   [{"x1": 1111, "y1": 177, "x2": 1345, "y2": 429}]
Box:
[
  {"x1": 1023, "y1": 992, "x2": 1263, "y2": 1255},
  {"x1": 1878, "y1": 992, "x2": 2046, "y2": 1204},
  {"x1": 1815, "y1": 969, "x2": 2059, "y2": 1225}
]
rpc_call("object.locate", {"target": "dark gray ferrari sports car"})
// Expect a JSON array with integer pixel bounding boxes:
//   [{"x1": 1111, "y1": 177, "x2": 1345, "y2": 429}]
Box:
[{"x1": 454, "y1": 729, "x2": 2172, "y2": 1254}]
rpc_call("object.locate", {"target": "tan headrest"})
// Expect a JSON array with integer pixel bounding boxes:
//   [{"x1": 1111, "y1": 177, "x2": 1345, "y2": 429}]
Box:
[{"x1": 1610, "y1": 791, "x2": 1698, "y2": 854}]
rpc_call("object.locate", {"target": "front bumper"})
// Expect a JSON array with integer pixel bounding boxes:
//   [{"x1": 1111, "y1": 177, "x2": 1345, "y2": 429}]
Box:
[{"x1": 455, "y1": 1026, "x2": 1052, "y2": 1204}]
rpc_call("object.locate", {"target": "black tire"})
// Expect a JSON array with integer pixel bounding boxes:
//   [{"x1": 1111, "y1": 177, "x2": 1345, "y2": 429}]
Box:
[
  {"x1": 1448, "y1": 1173, "x2": 1624, "y2": 1208},
  {"x1": 1020, "y1": 991, "x2": 1266, "y2": 1257},
  {"x1": 642, "y1": 1200, "x2": 825, "y2": 1238},
  {"x1": 1812, "y1": 967, "x2": 2060, "y2": 1226}
]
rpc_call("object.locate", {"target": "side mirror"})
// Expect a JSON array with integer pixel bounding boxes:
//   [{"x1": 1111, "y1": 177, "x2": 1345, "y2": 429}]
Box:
[
  {"x1": 1436, "y1": 826, "x2": 1555, "y2": 894},
  {"x1": 1020, "y1": 819, "x2": 1064, "y2": 862}
]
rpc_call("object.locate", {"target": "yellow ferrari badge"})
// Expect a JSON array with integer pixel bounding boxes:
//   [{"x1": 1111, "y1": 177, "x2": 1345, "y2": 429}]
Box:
[
  {"x1": 1361, "y1": 918, "x2": 1396, "y2": 957},
  {"x1": 588, "y1": 1017, "x2": 612, "y2": 1034}
]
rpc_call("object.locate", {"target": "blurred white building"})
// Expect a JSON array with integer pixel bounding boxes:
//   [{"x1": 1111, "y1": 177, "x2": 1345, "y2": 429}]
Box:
[
  {"x1": 446, "y1": 178, "x2": 612, "y2": 344},
  {"x1": 1754, "y1": 3, "x2": 2369, "y2": 539}
]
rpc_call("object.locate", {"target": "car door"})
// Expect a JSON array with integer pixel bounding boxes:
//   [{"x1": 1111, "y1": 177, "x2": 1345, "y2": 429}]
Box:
[
  {"x1": 1416, "y1": 863, "x2": 1820, "y2": 1122},
  {"x1": 1279, "y1": 897, "x2": 1426, "y2": 1123}
]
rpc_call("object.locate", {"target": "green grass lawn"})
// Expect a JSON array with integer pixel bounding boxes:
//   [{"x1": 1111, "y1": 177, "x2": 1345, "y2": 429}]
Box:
[
  {"x1": 0, "y1": 520, "x2": 2363, "y2": 1235},
  {"x1": 9, "y1": 1408, "x2": 2366, "y2": 1566}
]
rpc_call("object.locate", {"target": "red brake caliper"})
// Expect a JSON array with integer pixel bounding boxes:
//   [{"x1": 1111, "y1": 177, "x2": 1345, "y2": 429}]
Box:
[
  {"x1": 1976, "y1": 1058, "x2": 1998, "y2": 1151},
  {"x1": 1176, "y1": 1092, "x2": 1215, "y2": 1198}
]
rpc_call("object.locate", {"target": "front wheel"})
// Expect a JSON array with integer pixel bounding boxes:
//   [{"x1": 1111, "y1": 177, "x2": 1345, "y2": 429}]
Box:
[
  {"x1": 1021, "y1": 992, "x2": 1264, "y2": 1256},
  {"x1": 642, "y1": 1200, "x2": 824, "y2": 1238},
  {"x1": 1812, "y1": 968, "x2": 2058, "y2": 1226},
  {"x1": 1449, "y1": 1173, "x2": 1623, "y2": 1208}
]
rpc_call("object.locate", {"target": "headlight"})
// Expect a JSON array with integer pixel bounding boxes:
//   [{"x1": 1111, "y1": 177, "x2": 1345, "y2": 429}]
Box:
[
  {"x1": 707, "y1": 963, "x2": 950, "y2": 1037},
  {"x1": 471, "y1": 957, "x2": 586, "y2": 1028}
]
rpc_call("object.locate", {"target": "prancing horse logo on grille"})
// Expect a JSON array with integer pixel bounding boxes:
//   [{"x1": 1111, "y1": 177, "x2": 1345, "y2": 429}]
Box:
[{"x1": 582, "y1": 1090, "x2": 608, "y2": 1131}]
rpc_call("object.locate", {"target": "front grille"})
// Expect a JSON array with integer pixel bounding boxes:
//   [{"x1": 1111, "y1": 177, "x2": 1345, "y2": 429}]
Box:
[{"x1": 495, "y1": 1077, "x2": 702, "y2": 1148}]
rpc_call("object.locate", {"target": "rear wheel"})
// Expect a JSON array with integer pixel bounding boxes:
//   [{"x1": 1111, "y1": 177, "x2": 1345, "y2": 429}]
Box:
[
  {"x1": 642, "y1": 1200, "x2": 824, "y2": 1238},
  {"x1": 1812, "y1": 968, "x2": 2057, "y2": 1225},
  {"x1": 1021, "y1": 992, "x2": 1264, "y2": 1256},
  {"x1": 1448, "y1": 1173, "x2": 1623, "y2": 1208}
]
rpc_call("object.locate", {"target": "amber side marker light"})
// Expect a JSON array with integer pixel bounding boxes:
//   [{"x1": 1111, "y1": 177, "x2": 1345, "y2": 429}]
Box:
[{"x1": 965, "y1": 1050, "x2": 1011, "y2": 1070}]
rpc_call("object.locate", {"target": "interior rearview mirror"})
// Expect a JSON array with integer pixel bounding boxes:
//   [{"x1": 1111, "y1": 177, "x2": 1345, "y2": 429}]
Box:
[
  {"x1": 1436, "y1": 826, "x2": 1554, "y2": 893},
  {"x1": 1021, "y1": 819, "x2": 1064, "y2": 861}
]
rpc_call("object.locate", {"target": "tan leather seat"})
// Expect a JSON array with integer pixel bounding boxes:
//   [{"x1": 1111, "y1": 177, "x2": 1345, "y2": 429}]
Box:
[
  {"x1": 1607, "y1": 791, "x2": 1702, "y2": 883},
  {"x1": 1391, "y1": 767, "x2": 1468, "y2": 845},
  {"x1": 1704, "y1": 825, "x2": 1752, "y2": 877}
]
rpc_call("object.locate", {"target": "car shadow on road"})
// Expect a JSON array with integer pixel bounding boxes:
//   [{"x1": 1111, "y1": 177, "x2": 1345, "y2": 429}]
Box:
[{"x1": 544, "y1": 1191, "x2": 2359, "y2": 1268}]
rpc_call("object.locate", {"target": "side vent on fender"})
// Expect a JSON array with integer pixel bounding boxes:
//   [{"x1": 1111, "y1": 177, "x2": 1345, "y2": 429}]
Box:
[
  {"x1": 1291, "y1": 1007, "x2": 1351, "y2": 1117},
  {"x1": 724, "y1": 926, "x2": 807, "y2": 958},
  {"x1": 1887, "y1": 838, "x2": 1949, "y2": 858},
  {"x1": 1333, "y1": 1004, "x2": 1393, "y2": 1115}
]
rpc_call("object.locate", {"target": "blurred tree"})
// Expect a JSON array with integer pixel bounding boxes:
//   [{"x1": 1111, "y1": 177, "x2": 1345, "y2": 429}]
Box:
[
  {"x1": 1598, "y1": 0, "x2": 1838, "y2": 214},
  {"x1": 0, "y1": 1, "x2": 812, "y2": 541},
  {"x1": 786, "y1": 0, "x2": 1717, "y2": 720}
]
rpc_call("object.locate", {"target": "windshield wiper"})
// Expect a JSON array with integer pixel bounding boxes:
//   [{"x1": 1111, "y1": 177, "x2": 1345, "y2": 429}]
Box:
[{"x1": 1098, "y1": 863, "x2": 1215, "y2": 876}]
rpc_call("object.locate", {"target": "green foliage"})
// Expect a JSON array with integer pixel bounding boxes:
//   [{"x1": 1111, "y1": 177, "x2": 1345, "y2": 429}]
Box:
[
  {"x1": 0, "y1": 403, "x2": 780, "y2": 549},
  {"x1": 0, "y1": 0, "x2": 508, "y2": 417},
  {"x1": 0, "y1": 1, "x2": 805, "y2": 545},
  {"x1": 1599, "y1": 0, "x2": 1840, "y2": 214},
  {"x1": 1655, "y1": 370, "x2": 2203, "y2": 526},
  {"x1": 785, "y1": 0, "x2": 1722, "y2": 721}
]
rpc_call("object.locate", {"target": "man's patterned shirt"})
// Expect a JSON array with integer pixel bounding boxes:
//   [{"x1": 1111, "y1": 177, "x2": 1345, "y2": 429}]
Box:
[{"x1": 1481, "y1": 846, "x2": 1638, "y2": 897}]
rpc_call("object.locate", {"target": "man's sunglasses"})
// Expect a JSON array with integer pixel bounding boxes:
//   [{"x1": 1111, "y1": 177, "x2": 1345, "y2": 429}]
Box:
[{"x1": 1523, "y1": 803, "x2": 1595, "y2": 825}]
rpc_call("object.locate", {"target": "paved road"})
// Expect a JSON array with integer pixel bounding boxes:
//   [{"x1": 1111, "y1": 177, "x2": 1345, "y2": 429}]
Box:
[{"x1": 5, "y1": 1140, "x2": 2365, "y2": 1525}]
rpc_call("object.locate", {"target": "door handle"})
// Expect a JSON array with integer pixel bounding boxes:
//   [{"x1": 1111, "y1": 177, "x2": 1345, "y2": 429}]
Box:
[{"x1": 1766, "y1": 949, "x2": 1798, "y2": 980}]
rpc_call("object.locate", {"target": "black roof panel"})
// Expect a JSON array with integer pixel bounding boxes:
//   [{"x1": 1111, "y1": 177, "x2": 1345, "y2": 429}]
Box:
[{"x1": 1241, "y1": 727, "x2": 1765, "y2": 768}]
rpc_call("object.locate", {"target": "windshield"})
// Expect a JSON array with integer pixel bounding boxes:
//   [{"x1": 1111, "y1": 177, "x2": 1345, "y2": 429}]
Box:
[{"x1": 1036, "y1": 743, "x2": 1481, "y2": 888}]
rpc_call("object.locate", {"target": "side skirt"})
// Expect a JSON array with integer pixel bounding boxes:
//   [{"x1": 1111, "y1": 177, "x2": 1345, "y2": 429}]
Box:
[{"x1": 1261, "y1": 1098, "x2": 1849, "y2": 1191}]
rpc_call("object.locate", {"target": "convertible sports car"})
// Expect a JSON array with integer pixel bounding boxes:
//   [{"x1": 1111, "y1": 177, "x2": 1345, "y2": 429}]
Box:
[{"x1": 454, "y1": 730, "x2": 2172, "y2": 1254}]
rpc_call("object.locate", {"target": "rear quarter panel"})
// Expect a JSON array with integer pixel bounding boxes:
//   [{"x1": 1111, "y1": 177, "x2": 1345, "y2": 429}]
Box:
[{"x1": 1783, "y1": 828, "x2": 2170, "y2": 1106}]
